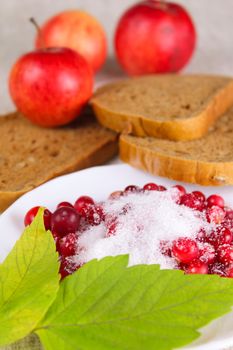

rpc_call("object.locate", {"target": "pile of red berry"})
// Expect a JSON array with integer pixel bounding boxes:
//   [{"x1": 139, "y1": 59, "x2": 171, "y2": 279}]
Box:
[
  {"x1": 24, "y1": 195, "x2": 105, "y2": 278},
  {"x1": 24, "y1": 183, "x2": 233, "y2": 279},
  {"x1": 158, "y1": 185, "x2": 233, "y2": 277}
]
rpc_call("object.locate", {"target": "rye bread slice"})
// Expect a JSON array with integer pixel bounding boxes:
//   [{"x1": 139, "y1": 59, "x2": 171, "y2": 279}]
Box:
[
  {"x1": 91, "y1": 75, "x2": 233, "y2": 141},
  {"x1": 120, "y1": 108, "x2": 233, "y2": 186},
  {"x1": 0, "y1": 111, "x2": 118, "y2": 212}
]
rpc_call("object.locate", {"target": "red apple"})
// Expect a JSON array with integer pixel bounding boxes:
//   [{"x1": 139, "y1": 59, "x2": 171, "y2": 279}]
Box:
[
  {"x1": 35, "y1": 10, "x2": 107, "y2": 73},
  {"x1": 9, "y1": 48, "x2": 93, "y2": 127},
  {"x1": 114, "y1": 0, "x2": 196, "y2": 75}
]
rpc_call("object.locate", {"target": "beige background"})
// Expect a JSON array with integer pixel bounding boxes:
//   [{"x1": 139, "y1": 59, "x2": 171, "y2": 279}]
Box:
[{"x1": 1, "y1": 0, "x2": 233, "y2": 114}]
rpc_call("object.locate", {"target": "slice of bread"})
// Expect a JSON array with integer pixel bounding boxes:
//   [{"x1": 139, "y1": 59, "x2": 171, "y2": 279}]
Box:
[
  {"x1": 0, "y1": 111, "x2": 118, "y2": 212},
  {"x1": 120, "y1": 108, "x2": 233, "y2": 186},
  {"x1": 91, "y1": 75, "x2": 233, "y2": 141}
]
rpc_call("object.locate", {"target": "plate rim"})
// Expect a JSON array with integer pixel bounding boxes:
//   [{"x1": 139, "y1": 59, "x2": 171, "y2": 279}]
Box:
[{"x1": 0, "y1": 163, "x2": 233, "y2": 350}]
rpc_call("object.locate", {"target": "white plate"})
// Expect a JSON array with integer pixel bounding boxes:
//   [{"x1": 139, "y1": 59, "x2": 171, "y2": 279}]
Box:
[{"x1": 0, "y1": 164, "x2": 233, "y2": 350}]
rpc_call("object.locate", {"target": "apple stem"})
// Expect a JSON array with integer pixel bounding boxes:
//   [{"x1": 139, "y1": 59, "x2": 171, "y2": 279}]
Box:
[{"x1": 29, "y1": 17, "x2": 46, "y2": 49}]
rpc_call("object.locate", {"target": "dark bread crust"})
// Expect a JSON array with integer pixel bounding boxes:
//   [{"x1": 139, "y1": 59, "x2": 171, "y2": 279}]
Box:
[{"x1": 0, "y1": 111, "x2": 118, "y2": 212}]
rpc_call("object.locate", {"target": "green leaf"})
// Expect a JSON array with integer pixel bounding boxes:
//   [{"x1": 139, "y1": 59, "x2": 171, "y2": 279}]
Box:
[
  {"x1": 35, "y1": 255, "x2": 233, "y2": 350},
  {"x1": 0, "y1": 209, "x2": 60, "y2": 346}
]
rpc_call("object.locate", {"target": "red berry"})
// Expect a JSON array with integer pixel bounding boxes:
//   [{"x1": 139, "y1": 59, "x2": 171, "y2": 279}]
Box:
[
  {"x1": 75, "y1": 195, "x2": 104, "y2": 226},
  {"x1": 51, "y1": 207, "x2": 80, "y2": 237},
  {"x1": 204, "y1": 228, "x2": 232, "y2": 248},
  {"x1": 74, "y1": 196, "x2": 94, "y2": 217},
  {"x1": 204, "y1": 230, "x2": 217, "y2": 246},
  {"x1": 196, "y1": 228, "x2": 207, "y2": 242},
  {"x1": 192, "y1": 191, "x2": 206, "y2": 203},
  {"x1": 207, "y1": 229, "x2": 229, "y2": 248},
  {"x1": 109, "y1": 191, "x2": 124, "y2": 200},
  {"x1": 216, "y1": 227, "x2": 233, "y2": 246},
  {"x1": 78, "y1": 217, "x2": 90, "y2": 233},
  {"x1": 172, "y1": 185, "x2": 186, "y2": 203},
  {"x1": 218, "y1": 245, "x2": 233, "y2": 265},
  {"x1": 160, "y1": 240, "x2": 172, "y2": 257},
  {"x1": 86, "y1": 204, "x2": 105, "y2": 225},
  {"x1": 59, "y1": 259, "x2": 70, "y2": 279},
  {"x1": 51, "y1": 231, "x2": 60, "y2": 250},
  {"x1": 186, "y1": 260, "x2": 208, "y2": 274},
  {"x1": 124, "y1": 185, "x2": 140, "y2": 193},
  {"x1": 43, "y1": 209, "x2": 52, "y2": 230},
  {"x1": 107, "y1": 222, "x2": 117, "y2": 237},
  {"x1": 210, "y1": 262, "x2": 226, "y2": 277},
  {"x1": 180, "y1": 193, "x2": 204, "y2": 211},
  {"x1": 226, "y1": 265, "x2": 233, "y2": 278},
  {"x1": 173, "y1": 185, "x2": 186, "y2": 196},
  {"x1": 58, "y1": 232, "x2": 77, "y2": 257},
  {"x1": 59, "y1": 257, "x2": 80, "y2": 280},
  {"x1": 207, "y1": 194, "x2": 224, "y2": 208},
  {"x1": 206, "y1": 206, "x2": 225, "y2": 224},
  {"x1": 199, "y1": 243, "x2": 216, "y2": 264},
  {"x1": 143, "y1": 183, "x2": 159, "y2": 191},
  {"x1": 157, "y1": 185, "x2": 167, "y2": 192},
  {"x1": 172, "y1": 237, "x2": 199, "y2": 263},
  {"x1": 24, "y1": 206, "x2": 51, "y2": 230},
  {"x1": 57, "y1": 201, "x2": 74, "y2": 209},
  {"x1": 226, "y1": 210, "x2": 233, "y2": 221},
  {"x1": 106, "y1": 216, "x2": 118, "y2": 237},
  {"x1": 119, "y1": 203, "x2": 132, "y2": 216},
  {"x1": 177, "y1": 262, "x2": 187, "y2": 272},
  {"x1": 24, "y1": 206, "x2": 40, "y2": 226},
  {"x1": 223, "y1": 210, "x2": 233, "y2": 228}
]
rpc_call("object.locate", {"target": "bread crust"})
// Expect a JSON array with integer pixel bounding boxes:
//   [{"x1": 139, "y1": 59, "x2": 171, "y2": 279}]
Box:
[
  {"x1": 120, "y1": 135, "x2": 233, "y2": 186},
  {"x1": 91, "y1": 76, "x2": 233, "y2": 141}
]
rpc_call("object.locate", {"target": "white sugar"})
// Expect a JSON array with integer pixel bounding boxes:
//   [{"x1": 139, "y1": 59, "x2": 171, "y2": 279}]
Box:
[{"x1": 73, "y1": 190, "x2": 212, "y2": 269}]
